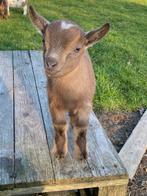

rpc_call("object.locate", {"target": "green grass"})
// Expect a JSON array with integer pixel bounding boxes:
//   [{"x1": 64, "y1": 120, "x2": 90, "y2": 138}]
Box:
[{"x1": 0, "y1": 0, "x2": 147, "y2": 111}]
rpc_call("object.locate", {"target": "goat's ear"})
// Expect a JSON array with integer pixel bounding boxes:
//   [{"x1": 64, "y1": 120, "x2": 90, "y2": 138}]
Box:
[
  {"x1": 28, "y1": 5, "x2": 49, "y2": 34},
  {"x1": 85, "y1": 23, "x2": 110, "y2": 48}
]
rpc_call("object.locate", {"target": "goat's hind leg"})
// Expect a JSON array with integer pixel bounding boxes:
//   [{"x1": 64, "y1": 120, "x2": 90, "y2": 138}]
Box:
[
  {"x1": 4, "y1": 7, "x2": 8, "y2": 19},
  {"x1": 53, "y1": 123, "x2": 68, "y2": 159},
  {"x1": 50, "y1": 106, "x2": 68, "y2": 159},
  {"x1": 74, "y1": 126, "x2": 87, "y2": 160}
]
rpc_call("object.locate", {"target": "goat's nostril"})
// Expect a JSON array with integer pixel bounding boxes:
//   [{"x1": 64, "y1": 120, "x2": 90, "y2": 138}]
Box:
[
  {"x1": 46, "y1": 57, "x2": 58, "y2": 69},
  {"x1": 52, "y1": 63, "x2": 57, "y2": 67},
  {"x1": 47, "y1": 62, "x2": 57, "y2": 69}
]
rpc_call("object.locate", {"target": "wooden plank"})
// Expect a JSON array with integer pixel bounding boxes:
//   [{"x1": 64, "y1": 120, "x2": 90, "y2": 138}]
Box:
[
  {"x1": 119, "y1": 110, "x2": 147, "y2": 179},
  {"x1": 0, "y1": 51, "x2": 14, "y2": 189},
  {"x1": 7, "y1": 190, "x2": 77, "y2": 196},
  {"x1": 29, "y1": 51, "x2": 93, "y2": 183},
  {"x1": 98, "y1": 185, "x2": 127, "y2": 196},
  {"x1": 13, "y1": 51, "x2": 54, "y2": 187},
  {"x1": 45, "y1": 190, "x2": 77, "y2": 196},
  {"x1": 87, "y1": 113, "x2": 127, "y2": 178},
  {"x1": 0, "y1": 177, "x2": 128, "y2": 196}
]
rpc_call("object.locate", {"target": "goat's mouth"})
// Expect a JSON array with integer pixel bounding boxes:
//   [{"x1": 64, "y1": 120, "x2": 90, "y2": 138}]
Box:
[{"x1": 45, "y1": 67, "x2": 61, "y2": 77}]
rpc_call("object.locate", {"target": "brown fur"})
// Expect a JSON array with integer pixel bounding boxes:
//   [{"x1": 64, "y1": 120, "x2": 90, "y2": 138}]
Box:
[
  {"x1": 76, "y1": 128, "x2": 87, "y2": 160},
  {"x1": 0, "y1": 0, "x2": 8, "y2": 19},
  {"x1": 53, "y1": 124, "x2": 68, "y2": 158},
  {"x1": 29, "y1": 6, "x2": 110, "y2": 160}
]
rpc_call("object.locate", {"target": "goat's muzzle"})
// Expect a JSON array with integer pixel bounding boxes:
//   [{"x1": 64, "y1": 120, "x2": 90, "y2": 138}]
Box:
[{"x1": 45, "y1": 57, "x2": 58, "y2": 71}]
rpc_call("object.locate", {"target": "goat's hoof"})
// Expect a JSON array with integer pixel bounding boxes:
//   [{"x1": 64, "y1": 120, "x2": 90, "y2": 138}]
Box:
[
  {"x1": 52, "y1": 146, "x2": 67, "y2": 159},
  {"x1": 74, "y1": 151, "x2": 87, "y2": 161},
  {"x1": 54, "y1": 151, "x2": 67, "y2": 159}
]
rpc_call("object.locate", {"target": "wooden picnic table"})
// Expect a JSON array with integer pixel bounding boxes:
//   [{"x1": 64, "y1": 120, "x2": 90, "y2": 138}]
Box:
[{"x1": 0, "y1": 51, "x2": 128, "y2": 196}]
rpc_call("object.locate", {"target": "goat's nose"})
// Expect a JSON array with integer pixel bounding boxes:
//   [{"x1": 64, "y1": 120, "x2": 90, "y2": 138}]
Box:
[{"x1": 46, "y1": 57, "x2": 58, "y2": 69}]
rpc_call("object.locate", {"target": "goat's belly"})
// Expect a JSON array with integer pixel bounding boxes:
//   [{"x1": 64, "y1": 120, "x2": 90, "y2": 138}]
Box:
[{"x1": 8, "y1": 0, "x2": 27, "y2": 7}]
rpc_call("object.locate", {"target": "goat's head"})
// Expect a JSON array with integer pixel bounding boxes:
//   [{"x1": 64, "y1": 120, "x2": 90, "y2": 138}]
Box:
[{"x1": 29, "y1": 6, "x2": 110, "y2": 77}]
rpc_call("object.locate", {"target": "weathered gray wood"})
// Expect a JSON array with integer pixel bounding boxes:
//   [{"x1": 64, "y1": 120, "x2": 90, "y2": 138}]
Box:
[
  {"x1": 87, "y1": 113, "x2": 127, "y2": 178},
  {"x1": 13, "y1": 51, "x2": 54, "y2": 187},
  {"x1": 0, "y1": 51, "x2": 14, "y2": 189},
  {"x1": 29, "y1": 51, "x2": 93, "y2": 183},
  {"x1": 119, "y1": 110, "x2": 147, "y2": 179},
  {"x1": 98, "y1": 185, "x2": 127, "y2": 196},
  {"x1": 9, "y1": 190, "x2": 77, "y2": 196},
  {"x1": 0, "y1": 177, "x2": 128, "y2": 196}
]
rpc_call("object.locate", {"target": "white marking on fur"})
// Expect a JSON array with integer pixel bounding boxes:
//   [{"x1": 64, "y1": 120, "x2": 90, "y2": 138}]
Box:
[
  {"x1": 9, "y1": 0, "x2": 27, "y2": 8},
  {"x1": 61, "y1": 21, "x2": 74, "y2": 30}
]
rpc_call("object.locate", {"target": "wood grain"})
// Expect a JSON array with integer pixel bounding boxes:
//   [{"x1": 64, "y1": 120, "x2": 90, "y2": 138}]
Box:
[
  {"x1": 87, "y1": 112, "x2": 127, "y2": 178},
  {"x1": 0, "y1": 177, "x2": 128, "y2": 196},
  {"x1": 119, "y1": 110, "x2": 147, "y2": 179},
  {"x1": 6, "y1": 191, "x2": 78, "y2": 196},
  {"x1": 13, "y1": 51, "x2": 54, "y2": 187},
  {"x1": 98, "y1": 185, "x2": 127, "y2": 196},
  {"x1": 0, "y1": 51, "x2": 14, "y2": 189}
]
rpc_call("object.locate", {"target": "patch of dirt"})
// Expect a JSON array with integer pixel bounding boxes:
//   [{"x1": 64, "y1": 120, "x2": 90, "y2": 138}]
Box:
[{"x1": 96, "y1": 110, "x2": 147, "y2": 196}]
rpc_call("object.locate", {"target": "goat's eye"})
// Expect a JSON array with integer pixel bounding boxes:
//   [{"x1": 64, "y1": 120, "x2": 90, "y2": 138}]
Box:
[{"x1": 74, "y1": 48, "x2": 81, "y2": 53}]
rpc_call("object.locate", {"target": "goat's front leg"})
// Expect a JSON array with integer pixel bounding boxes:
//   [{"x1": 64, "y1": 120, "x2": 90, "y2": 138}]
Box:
[
  {"x1": 23, "y1": 5, "x2": 27, "y2": 15},
  {"x1": 50, "y1": 105, "x2": 68, "y2": 159},
  {"x1": 71, "y1": 107, "x2": 91, "y2": 160},
  {"x1": 7, "y1": 5, "x2": 10, "y2": 16}
]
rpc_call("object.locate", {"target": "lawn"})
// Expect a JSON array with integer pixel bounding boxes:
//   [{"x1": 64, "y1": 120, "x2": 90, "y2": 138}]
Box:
[{"x1": 0, "y1": 0, "x2": 146, "y2": 111}]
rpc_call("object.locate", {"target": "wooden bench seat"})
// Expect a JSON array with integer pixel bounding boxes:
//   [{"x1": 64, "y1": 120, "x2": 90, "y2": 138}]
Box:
[{"x1": 0, "y1": 51, "x2": 128, "y2": 196}]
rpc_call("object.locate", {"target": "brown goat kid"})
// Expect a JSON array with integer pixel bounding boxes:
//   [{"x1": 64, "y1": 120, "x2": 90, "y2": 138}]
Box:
[
  {"x1": 29, "y1": 6, "x2": 110, "y2": 160},
  {"x1": 0, "y1": 0, "x2": 8, "y2": 19}
]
